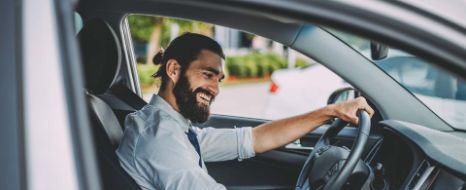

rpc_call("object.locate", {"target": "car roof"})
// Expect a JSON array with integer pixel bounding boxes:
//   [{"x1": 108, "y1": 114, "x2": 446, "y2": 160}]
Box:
[{"x1": 399, "y1": 0, "x2": 466, "y2": 30}]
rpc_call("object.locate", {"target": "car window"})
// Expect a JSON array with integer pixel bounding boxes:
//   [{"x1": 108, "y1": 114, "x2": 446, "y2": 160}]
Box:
[
  {"x1": 329, "y1": 29, "x2": 466, "y2": 129},
  {"x1": 127, "y1": 15, "x2": 349, "y2": 120}
]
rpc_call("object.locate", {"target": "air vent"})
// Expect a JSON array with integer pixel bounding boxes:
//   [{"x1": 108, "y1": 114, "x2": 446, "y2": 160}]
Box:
[{"x1": 407, "y1": 160, "x2": 438, "y2": 190}]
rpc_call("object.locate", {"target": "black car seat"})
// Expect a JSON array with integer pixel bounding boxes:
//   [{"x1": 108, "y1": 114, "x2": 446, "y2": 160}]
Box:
[
  {"x1": 78, "y1": 18, "x2": 141, "y2": 190},
  {"x1": 78, "y1": 18, "x2": 147, "y2": 126}
]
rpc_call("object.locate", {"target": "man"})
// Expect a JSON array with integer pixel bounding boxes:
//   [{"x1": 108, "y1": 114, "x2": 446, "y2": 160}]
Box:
[{"x1": 117, "y1": 33, "x2": 374, "y2": 190}]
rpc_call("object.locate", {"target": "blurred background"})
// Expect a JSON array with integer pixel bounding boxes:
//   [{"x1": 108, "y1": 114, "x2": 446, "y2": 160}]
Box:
[
  {"x1": 128, "y1": 15, "x2": 318, "y2": 120},
  {"x1": 125, "y1": 14, "x2": 465, "y2": 128}
]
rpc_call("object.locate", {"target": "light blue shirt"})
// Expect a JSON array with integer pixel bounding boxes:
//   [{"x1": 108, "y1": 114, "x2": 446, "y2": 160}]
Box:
[{"x1": 116, "y1": 95, "x2": 255, "y2": 190}]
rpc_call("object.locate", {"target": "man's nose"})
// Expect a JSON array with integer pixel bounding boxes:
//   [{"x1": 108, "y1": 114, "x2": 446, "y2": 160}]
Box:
[{"x1": 207, "y1": 80, "x2": 219, "y2": 96}]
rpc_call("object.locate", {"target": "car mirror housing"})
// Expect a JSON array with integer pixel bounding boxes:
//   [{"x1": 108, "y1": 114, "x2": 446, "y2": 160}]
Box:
[{"x1": 370, "y1": 41, "x2": 389, "y2": 60}]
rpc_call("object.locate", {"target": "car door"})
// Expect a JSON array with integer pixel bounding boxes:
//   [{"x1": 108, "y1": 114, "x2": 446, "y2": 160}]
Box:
[
  {"x1": 0, "y1": 0, "x2": 24, "y2": 188},
  {"x1": 0, "y1": 0, "x2": 101, "y2": 189}
]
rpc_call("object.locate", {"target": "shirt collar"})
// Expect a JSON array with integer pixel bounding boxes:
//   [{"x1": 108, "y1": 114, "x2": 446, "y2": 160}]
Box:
[{"x1": 149, "y1": 94, "x2": 192, "y2": 132}]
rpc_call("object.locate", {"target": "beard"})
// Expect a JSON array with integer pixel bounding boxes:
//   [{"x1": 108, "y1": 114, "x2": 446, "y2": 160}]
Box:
[{"x1": 173, "y1": 74, "x2": 214, "y2": 124}]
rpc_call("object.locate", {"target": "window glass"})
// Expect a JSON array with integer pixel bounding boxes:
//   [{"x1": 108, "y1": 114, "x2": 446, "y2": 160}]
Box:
[
  {"x1": 127, "y1": 15, "x2": 346, "y2": 120},
  {"x1": 329, "y1": 29, "x2": 466, "y2": 129}
]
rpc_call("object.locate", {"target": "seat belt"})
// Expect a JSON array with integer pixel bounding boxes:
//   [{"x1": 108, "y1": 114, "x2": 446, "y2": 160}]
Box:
[{"x1": 109, "y1": 84, "x2": 147, "y2": 110}]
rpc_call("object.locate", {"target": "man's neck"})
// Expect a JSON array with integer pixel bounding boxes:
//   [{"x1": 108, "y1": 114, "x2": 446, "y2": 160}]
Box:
[{"x1": 157, "y1": 89, "x2": 180, "y2": 112}]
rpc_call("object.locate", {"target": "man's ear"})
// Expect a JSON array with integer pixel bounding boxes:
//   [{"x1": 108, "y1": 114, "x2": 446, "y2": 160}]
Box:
[{"x1": 166, "y1": 59, "x2": 181, "y2": 84}]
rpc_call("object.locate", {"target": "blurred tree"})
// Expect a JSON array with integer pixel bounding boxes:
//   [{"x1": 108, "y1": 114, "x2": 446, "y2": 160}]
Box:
[
  {"x1": 128, "y1": 15, "x2": 213, "y2": 65},
  {"x1": 128, "y1": 15, "x2": 164, "y2": 65}
]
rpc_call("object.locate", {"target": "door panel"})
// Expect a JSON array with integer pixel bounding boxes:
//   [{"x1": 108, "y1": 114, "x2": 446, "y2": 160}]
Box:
[
  {"x1": 206, "y1": 150, "x2": 306, "y2": 190},
  {"x1": 0, "y1": 0, "x2": 23, "y2": 188}
]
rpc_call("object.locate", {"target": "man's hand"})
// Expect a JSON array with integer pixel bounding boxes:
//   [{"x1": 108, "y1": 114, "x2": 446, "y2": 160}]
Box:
[{"x1": 329, "y1": 97, "x2": 375, "y2": 125}]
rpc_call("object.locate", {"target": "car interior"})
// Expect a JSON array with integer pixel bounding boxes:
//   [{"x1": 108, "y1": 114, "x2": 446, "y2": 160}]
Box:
[
  {"x1": 74, "y1": 1, "x2": 466, "y2": 190},
  {"x1": 78, "y1": 18, "x2": 143, "y2": 189}
]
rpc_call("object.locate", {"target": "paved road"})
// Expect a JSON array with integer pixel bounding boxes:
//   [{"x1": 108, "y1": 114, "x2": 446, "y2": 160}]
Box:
[{"x1": 211, "y1": 82, "x2": 270, "y2": 119}]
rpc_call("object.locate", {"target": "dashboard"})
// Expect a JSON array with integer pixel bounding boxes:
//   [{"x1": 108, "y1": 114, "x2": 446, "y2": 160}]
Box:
[{"x1": 370, "y1": 121, "x2": 466, "y2": 190}]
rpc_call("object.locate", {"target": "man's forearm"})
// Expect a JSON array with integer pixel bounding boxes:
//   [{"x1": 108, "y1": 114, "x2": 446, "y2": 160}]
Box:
[
  {"x1": 250, "y1": 97, "x2": 375, "y2": 154},
  {"x1": 251, "y1": 105, "x2": 335, "y2": 154}
]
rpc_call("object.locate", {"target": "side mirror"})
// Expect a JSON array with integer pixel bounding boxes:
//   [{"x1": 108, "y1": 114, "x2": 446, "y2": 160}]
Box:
[
  {"x1": 327, "y1": 87, "x2": 356, "y2": 105},
  {"x1": 370, "y1": 41, "x2": 389, "y2": 60}
]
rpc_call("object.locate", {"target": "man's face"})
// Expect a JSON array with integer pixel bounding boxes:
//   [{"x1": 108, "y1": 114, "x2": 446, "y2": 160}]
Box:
[{"x1": 173, "y1": 50, "x2": 225, "y2": 123}]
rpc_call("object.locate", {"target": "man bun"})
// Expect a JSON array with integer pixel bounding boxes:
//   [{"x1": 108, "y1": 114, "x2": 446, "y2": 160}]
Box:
[{"x1": 152, "y1": 48, "x2": 164, "y2": 65}]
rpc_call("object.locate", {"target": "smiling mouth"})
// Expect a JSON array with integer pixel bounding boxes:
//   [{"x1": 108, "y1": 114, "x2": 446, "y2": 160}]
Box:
[{"x1": 197, "y1": 92, "x2": 213, "y2": 105}]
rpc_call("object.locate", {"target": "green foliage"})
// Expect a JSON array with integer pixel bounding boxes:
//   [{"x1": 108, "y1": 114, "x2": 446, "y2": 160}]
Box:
[
  {"x1": 295, "y1": 58, "x2": 311, "y2": 68},
  {"x1": 128, "y1": 14, "x2": 213, "y2": 46},
  {"x1": 138, "y1": 52, "x2": 298, "y2": 83},
  {"x1": 226, "y1": 53, "x2": 287, "y2": 79},
  {"x1": 136, "y1": 56, "x2": 147, "y2": 63},
  {"x1": 160, "y1": 18, "x2": 213, "y2": 48},
  {"x1": 127, "y1": 15, "x2": 160, "y2": 42},
  {"x1": 226, "y1": 57, "x2": 247, "y2": 78},
  {"x1": 136, "y1": 63, "x2": 159, "y2": 85},
  {"x1": 128, "y1": 15, "x2": 290, "y2": 81},
  {"x1": 244, "y1": 59, "x2": 258, "y2": 77}
]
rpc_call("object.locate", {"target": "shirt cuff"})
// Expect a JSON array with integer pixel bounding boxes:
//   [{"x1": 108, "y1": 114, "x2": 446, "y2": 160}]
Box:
[{"x1": 236, "y1": 127, "x2": 255, "y2": 161}]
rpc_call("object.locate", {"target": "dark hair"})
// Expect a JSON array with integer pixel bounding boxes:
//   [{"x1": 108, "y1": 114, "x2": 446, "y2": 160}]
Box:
[{"x1": 152, "y1": 32, "x2": 225, "y2": 90}]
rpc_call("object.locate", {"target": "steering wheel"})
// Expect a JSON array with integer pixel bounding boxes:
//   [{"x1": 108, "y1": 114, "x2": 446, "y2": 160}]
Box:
[{"x1": 295, "y1": 110, "x2": 371, "y2": 190}]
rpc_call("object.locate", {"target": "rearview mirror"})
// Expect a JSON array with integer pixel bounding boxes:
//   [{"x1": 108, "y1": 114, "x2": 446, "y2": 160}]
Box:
[
  {"x1": 327, "y1": 87, "x2": 356, "y2": 105},
  {"x1": 370, "y1": 41, "x2": 389, "y2": 60}
]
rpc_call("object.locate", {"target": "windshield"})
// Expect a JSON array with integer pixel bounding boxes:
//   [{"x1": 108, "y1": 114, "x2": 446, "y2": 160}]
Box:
[{"x1": 329, "y1": 29, "x2": 466, "y2": 130}]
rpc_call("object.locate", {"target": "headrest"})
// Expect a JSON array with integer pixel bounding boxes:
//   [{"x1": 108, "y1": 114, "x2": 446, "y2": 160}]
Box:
[{"x1": 78, "y1": 19, "x2": 121, "y2": 94}]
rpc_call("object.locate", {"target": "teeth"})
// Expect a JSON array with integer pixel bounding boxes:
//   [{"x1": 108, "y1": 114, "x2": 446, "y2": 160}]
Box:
[{"x1": 199, "y1": 93, "x2": 211, "y2": 103}]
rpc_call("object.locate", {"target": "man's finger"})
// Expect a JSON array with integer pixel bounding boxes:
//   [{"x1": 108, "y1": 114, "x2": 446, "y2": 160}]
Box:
[
  {"x1": 359, "y1": 104, "x2": 374, "y2": 118},
  {"x1": 365, "y1": 106, "x2": 375, "y2": 117}
]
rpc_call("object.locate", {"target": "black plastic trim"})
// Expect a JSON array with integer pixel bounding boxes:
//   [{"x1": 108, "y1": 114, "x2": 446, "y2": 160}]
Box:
[
  {"x1": 380, "y1": 120, "x2": 466, "y2": 179},
  {"x1": 388, "y1": 1, "x2": 466, "y2": 35},
  {"x1": 200, "y1": 114, "x2": 270, "y2": 129},
  {"x1": 16, "y1": 0, "x2": 27, "y2": 189},
  {"x1": 0, "y1": 0, "x2": 26, "y2": 188}
]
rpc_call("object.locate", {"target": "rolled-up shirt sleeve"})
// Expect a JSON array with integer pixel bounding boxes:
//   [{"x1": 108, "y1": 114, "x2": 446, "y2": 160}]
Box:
[{"x1": 194, "y1": 127, "x2": 255, "y2": 162}]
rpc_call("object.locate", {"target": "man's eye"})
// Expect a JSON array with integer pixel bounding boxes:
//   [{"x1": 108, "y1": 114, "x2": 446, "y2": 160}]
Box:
[{"x1": 203, "y1": 72, "x2": 213, "y2": 78}]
